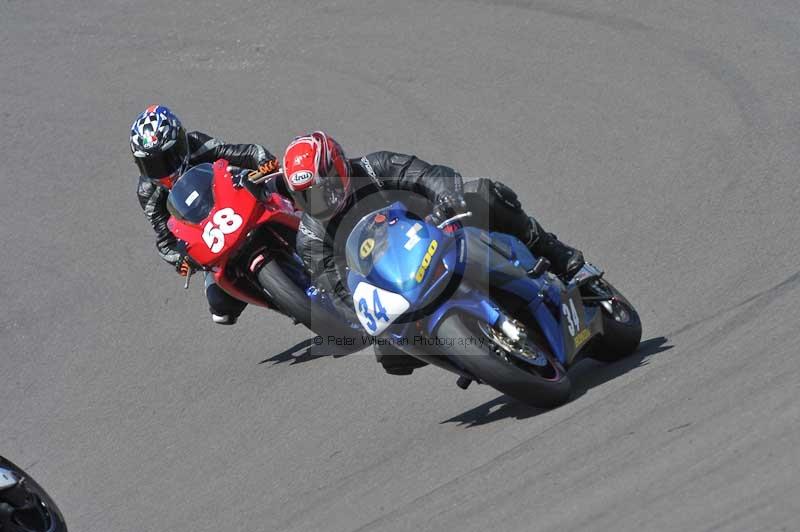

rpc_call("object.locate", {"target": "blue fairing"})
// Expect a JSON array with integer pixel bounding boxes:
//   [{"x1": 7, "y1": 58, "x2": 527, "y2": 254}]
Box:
[
  {"x1": 346, "y1": 202, "x2": 450, "y2": 306},
  {"x1": 345, "y1": 202, "x2": 587, "y2": 365}
]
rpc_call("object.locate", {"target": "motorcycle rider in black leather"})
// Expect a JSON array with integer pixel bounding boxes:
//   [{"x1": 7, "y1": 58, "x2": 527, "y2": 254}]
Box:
[
  {"x1": 131, "y1": 105, "x2": 281, "y2": 325},
  {"x1": 282, "y1": 131, "x2": 585, "y2": 375}
]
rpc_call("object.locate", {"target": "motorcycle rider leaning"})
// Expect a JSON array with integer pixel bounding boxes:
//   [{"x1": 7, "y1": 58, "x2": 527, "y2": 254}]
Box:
[
  {"x1": 131, "y1": 105, "x2": 282, "y2": 325},
  {"x1": 281, "y1": 131, "x2": 585, "y2": 374}
]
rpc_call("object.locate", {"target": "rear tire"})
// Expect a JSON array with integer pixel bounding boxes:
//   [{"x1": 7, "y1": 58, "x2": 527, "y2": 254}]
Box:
[
  {"x1": 589, "y1": 282, "x2": 642, "y2": 362},
  {"x1": 436, "y1": 314, "x2": 572, "y2": 408}
]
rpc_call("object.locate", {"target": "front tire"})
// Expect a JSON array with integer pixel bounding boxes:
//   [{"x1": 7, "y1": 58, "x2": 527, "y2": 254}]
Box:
[
  {"x1": 256, "y1": 256, "x2": 360, "y2": 352},
  {"x1": 256, "y1": 256, "x2": 312, "y2": 326},
  {"x1": 436, "y1": 314, "x2": 572, "y2": 408}
]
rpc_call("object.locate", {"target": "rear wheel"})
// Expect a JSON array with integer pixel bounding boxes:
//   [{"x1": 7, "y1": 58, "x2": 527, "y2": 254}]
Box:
[
  {"x1": 436, "y1": 313, "x2": 572, "y2": 408},
  {"x1": 588, "y1": 281, "x2": 642, "y2": 362}
]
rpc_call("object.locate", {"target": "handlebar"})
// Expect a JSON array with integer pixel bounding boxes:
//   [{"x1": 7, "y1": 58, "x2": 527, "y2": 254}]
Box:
[
  {"x1": 247, "y1": 169, "x2": 284, "y2": 185},
  {"x1": 435, "y1": 211, "x2": 472, "y2": 230}
]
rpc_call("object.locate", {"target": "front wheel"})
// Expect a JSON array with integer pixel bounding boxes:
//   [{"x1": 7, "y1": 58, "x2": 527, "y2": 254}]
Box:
[
  {"x1": 256, "y1": 256, "x2": 312, "y2": 326},
  {"x1": 256, "y1": 256, "x2": 359, "y2": 347},
  {"x1": 435, "y1": 314, "x2": 572, "y2": 408}
]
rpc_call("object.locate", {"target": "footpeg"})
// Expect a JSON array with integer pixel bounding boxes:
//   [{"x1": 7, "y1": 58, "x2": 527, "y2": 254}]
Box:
[
  {"x1": 527, "y1": 257, "x2": 550, "y2": 277},
  {"x1": 456, "y1": 376, "x2": 472, "y2": 390}
]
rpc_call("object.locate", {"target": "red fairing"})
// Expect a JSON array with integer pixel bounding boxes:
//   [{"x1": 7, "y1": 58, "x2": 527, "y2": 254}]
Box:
[
  {"x1": 168, "y1": 159, "x2": 301, "y2": 308},
  {"x1": 213, "y1": 268, "x2": 264, "y2": 307}
]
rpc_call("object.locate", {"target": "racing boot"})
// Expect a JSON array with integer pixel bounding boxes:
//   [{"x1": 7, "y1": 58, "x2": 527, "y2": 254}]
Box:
[
  {"x1": 375, "y1": 343, "x2": 428, "y2": 376},
  {"x1": 211, "y1": 313, "x2": 238, "y2": 325},
  {"x1": 206, "y1": 279, "x2": 247, "y2": 325},
  {"x1": 525, "y1": 217, "x2": 584, "y2": 280}
]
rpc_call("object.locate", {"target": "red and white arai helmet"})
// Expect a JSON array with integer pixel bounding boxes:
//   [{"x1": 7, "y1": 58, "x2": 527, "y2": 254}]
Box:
[{"x1": 282, "y1": 131, "x2": 351, "y2": 220}]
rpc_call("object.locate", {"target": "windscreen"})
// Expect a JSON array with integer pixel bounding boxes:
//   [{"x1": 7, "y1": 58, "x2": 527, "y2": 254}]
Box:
[
  {"x1": 345, "y1": 210, "x2": 391, "y2": 277},
  {"x1": 167, "y1": 163, "x2": 215, "y2": 224}
]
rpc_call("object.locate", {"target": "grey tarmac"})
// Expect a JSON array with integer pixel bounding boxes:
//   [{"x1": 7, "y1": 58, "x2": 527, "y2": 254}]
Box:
[{"x1": 2, "y1": 0, "x2": 799, "y2": 530}]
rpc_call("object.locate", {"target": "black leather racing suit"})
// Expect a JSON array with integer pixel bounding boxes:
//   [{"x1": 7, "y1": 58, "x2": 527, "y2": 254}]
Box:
[
  {"x1": 136, "y1": 131, "x2": 276, "y2": 318},
  {"x1": 295, "y1": 151, "x2": 534, "y2": 322}
]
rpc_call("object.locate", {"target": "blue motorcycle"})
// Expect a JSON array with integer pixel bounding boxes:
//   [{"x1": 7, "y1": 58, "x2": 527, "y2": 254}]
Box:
[{"x1": 345, "y1": 202, "x2": 642, "y2": 408}]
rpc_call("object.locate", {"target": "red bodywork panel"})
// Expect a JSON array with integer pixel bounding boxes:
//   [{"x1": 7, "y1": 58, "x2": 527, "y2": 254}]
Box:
[{"x1": 168, "y1": 159, "x2": 301, "y2": 307}]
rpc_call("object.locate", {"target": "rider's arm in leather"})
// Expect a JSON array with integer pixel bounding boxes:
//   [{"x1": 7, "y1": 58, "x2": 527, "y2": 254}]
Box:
[
  {"x1": 136, "y1": 176, "x2": 181, "y2": 265},
  {"x1": 187, "y1": 131, "x2": 276, "y2": 170},
  {"x1": 355, "y1": 151, "x2": 464, "y2": 204},
  {"x1": 296, "y1": 215, "x2": 359, "y2": 323}
]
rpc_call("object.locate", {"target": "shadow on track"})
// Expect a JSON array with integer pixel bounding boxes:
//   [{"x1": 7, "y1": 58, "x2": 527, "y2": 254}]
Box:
[
  {"x1": 259, "y1": 338, "x2": 318, "y2": 366},
  {"x1": 442, "y1": 336, "x2": 673, "y2": 427},
  {"x1": 259, "y1": 338, "x2": 365, "y2": 366}
]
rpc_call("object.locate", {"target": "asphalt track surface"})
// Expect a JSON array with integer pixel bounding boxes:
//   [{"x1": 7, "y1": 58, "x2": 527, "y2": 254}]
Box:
[{"x1": 3, "y1": 1, "x2": 800, "y2": 531}]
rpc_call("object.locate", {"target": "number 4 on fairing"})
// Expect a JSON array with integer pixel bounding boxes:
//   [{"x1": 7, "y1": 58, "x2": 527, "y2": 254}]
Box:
[
  {"x1": 358, "y1": 289, "x2": 389, "y2": 332},
  {"x1": 562, "y1": 299, "x2": 580, "y2": 336}
]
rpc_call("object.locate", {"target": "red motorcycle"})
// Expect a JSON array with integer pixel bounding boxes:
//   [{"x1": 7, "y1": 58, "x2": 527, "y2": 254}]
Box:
[{"x1": 166, "y1": 159, "x2": 332, "y2": 328}]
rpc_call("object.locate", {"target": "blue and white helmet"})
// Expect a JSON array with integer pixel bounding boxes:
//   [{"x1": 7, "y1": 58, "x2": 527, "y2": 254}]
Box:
[{"x1": 130, "y1": 105, "x2": 189, "y2": 186}]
